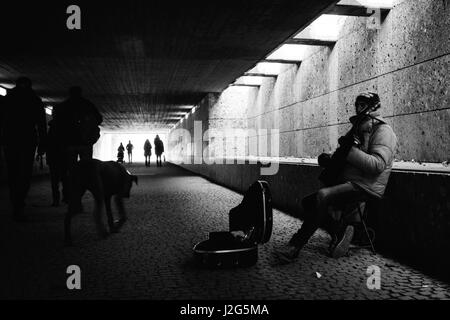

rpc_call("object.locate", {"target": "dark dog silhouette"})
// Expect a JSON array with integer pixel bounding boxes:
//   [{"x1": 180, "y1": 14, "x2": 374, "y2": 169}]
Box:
[{"x1": 64, "y1": 159, "x2": 138, "y2": 245}]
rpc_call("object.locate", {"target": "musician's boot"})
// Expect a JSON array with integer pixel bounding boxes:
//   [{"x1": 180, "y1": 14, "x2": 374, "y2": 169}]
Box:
[{"x1": 273, "y1": 232, "x2": 307, "y2": 263}]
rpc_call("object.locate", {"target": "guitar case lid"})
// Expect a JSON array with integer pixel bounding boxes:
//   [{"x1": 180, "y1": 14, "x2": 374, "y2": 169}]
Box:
[{"x1": 230, "y1": 180, "x2": 273, "y2": 245}]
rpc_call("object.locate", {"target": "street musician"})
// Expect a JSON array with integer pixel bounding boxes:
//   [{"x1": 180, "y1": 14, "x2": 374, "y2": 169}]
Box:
[{"x1": 275, "y1": 92, "x2": 397, "y2": 262}]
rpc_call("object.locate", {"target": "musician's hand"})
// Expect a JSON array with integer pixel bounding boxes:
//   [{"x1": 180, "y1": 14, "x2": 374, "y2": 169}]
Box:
[
  {"x1": 338, "y1": 135, "x2": 354, "y2": 147},
  {"x1": 318, "y1": 153, "x2": 332, "y2": 168},
  {"x1": 353, "y1": 135, "x2": 362, "y2": 147}
]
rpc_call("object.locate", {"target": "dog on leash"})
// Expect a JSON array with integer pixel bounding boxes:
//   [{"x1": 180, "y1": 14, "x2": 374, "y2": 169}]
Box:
[{"x1": 64, "y1": 159, "x2": 138, "y2": 245}]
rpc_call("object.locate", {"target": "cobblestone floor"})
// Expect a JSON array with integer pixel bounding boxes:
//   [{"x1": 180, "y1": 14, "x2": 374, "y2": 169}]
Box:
[{"x1": 0, "y1": 163, "x2": 449, "y2": 300}]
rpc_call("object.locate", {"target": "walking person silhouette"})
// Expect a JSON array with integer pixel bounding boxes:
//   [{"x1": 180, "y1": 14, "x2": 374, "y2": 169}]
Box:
[
  {"x1": 154, "y1": 135, "x2": 164, "y2": 167},
  {"x1": 126, "y1": 140, "x2": 133, "y2": 164},
  {"x1": 0, "y1": 77, "x2": 47, "y2": 221},
  {"x1": 52, "y1": 86, "x2": 103, "y2": 203},
  {"x1": 117, "y1": 143, "x2": 125, "y2": 163},
  {"x1": 144, "y1": 139, "x2": 152, "y2": 167}
]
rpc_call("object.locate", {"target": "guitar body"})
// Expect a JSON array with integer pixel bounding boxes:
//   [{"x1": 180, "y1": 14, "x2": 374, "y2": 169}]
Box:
[{"x1": 318, "y1": 143, "x2": 352, "y2": 186}]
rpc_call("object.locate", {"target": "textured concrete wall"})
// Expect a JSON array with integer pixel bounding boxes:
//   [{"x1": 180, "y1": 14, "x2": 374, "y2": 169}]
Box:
[
  {"x1": 247, "y1": 0, "x2": 450, "y2": 162},
  {"x1": 169, "y1": 87, "x2": 258, "y2": 164},
  {"x1": 167, "y1": 0, "x2": 450, "y2": 280},
  {"x1": 170, "y1": 0, "x2": 449, "y2": 163}
]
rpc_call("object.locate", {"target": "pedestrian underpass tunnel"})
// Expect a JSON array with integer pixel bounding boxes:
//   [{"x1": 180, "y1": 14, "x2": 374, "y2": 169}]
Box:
[
  {"x1": 93, "y1": 132, "x2": 168, "y2": 163},
  {"x1": 0, "y1": 0, "x2": 449, "y2": 300}
]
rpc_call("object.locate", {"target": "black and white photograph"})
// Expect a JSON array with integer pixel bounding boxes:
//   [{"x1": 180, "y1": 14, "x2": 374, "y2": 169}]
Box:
[{"x1": 0, "y1": 0, "x2": 449, "y2": 310}]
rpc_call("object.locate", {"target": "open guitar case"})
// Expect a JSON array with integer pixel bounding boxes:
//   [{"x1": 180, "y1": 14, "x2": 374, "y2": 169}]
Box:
[{"x1": 193, "y1": 181, "x2": 273, "y2": 268}]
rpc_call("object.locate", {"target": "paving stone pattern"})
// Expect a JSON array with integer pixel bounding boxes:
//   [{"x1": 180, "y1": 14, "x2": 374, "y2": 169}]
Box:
[{"x1": 0, "y1": 164, "x2": 449, "y2": 300}]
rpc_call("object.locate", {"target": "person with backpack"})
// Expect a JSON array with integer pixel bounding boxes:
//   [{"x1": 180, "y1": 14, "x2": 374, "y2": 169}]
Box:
[
  {"x1": 154, "y1": 135, "x2": 164, "y2": 167},
  {"x1": 144, "y1": 139, "x2": 152, "y2": 167},
  {"x1": 126, "y1": 140, "x2": 134, "y2": 164},
  {"x1": 52, "y1": 86, "x2": 102, "y2": 202},
  {"x1": 0, "y1": 77, "x2": 47, "y2": 221}
]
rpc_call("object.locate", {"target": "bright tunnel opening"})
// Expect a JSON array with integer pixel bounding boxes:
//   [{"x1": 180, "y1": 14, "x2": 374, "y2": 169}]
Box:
[{"x1": 93, "y1": 131, "x2": 169, "y2": 163}]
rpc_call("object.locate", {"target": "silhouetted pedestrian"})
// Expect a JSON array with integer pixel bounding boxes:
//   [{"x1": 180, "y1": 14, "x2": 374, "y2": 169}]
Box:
[
  {"x1": 126, "y1": 140, "x2": 133, "y2": 164},
  {"x1": 117, "y1": 143, "x2": 125, "y2": 163},
  {"x1": 0, "y1": 77, "x2": 47, "y2": 221},
  {"x1": 52, "y1": 86, "x2": 102, "y2": 202},
  {"x1": 144, "y1": 139, "x2": 152, "y2": 167},
  {"x1": 154, "y1": 135, "x2": 164, "y2": 167}
]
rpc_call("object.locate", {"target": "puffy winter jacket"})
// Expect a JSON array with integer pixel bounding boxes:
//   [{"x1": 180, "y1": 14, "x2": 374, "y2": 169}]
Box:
[{"x1": 342, "y1": 116, "x2": 397, "y2": 198}]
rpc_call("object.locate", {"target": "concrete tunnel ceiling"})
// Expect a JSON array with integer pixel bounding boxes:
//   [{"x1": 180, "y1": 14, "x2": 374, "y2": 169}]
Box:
[{"x1": 0, "y1": 0, "x2": 338, "y2": 131}]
